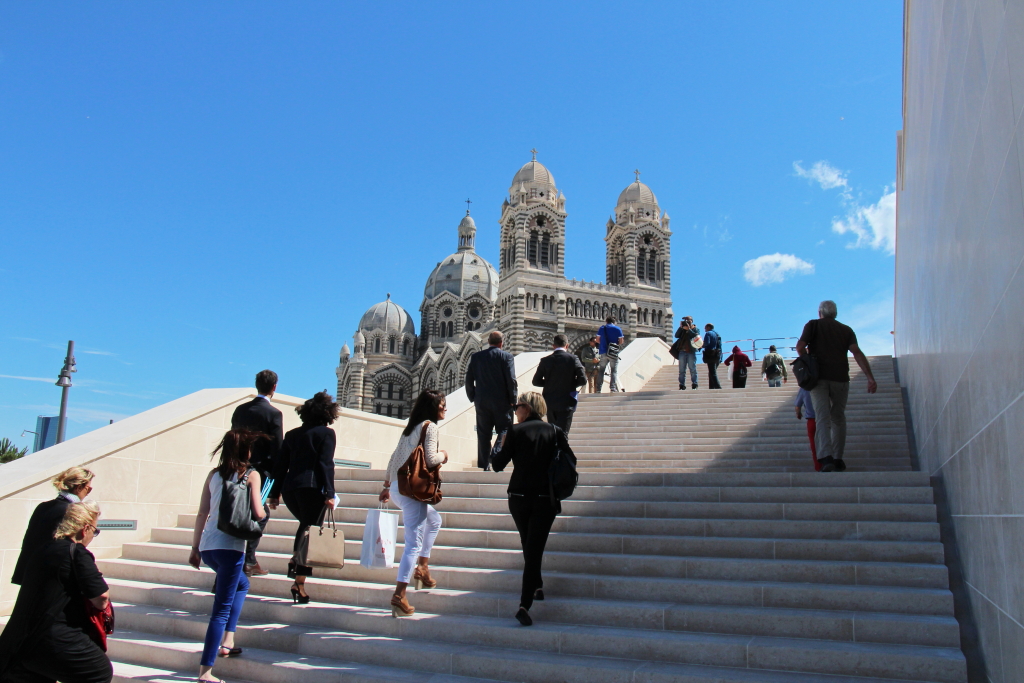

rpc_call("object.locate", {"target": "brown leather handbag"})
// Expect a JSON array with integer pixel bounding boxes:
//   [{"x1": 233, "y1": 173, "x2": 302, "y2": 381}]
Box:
[{"x1": 397, "y1": 421, "x2": 443, "y2": 504}]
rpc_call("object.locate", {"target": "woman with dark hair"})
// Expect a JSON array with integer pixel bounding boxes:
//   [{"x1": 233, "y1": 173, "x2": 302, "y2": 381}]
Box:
[
  {"x1": 0, "y1": 501, "x2": 112, "y2": 683},
  {"x1": 189, "y1": 429, "x2": 268, "y2": 682},
  {"x1": 12, "y1": 466, "x2": 96, "y2": 586},
  {"x1": 268, "y1": 391, "x2": 340, "y2": 604},
  {"x1": 378, "y1": 389, "x2": 448, "y2": 617},
  {"x1": 492, "y1": 391, "x2": 573, "y2": 627}
]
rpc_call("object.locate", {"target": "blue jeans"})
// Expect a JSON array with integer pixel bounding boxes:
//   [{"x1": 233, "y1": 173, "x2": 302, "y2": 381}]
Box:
[
  {"x1": 768, "y1": 377, "x2": 783, "y2": 387},
  {"x1": 678, "y1": 353, "x2": 697, "y2": 386},
  {"x1": 200, "y1": 549, "x2": 249, "y2": 666}
]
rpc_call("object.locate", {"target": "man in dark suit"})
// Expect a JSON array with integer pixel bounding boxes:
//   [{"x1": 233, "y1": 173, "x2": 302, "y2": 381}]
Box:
[
  {"x1": 532, "y1": 334, "x2": 587, "y2": 433},
  {"x1": 231, "y1": 369, "x2": 284, "y2": 576},
  {"x1": 465, "y1": 330, "x2": 518, "y2": 470}
]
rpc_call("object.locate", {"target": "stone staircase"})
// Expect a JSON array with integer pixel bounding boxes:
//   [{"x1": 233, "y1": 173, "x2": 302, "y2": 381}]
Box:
[
  {"x1": 573, "y1": 355, "x2": 910, "y2": 472},
  {"x1": 95, "y1": 355, "x2": 967, "y2": 683}
]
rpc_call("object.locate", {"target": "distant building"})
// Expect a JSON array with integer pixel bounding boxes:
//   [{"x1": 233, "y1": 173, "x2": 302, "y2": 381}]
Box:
[
  {"x1": 33, "y1": 416, "x2": 59, "y2": 452},
  {"x1": 335, "y1": 154, "x2": 674, "y2": 416}
]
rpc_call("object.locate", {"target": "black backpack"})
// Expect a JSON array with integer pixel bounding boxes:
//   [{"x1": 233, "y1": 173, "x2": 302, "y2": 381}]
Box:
[
  {"x1": 547, "y1": 425, "x2": 578, "y2": 514},
  {"x1": 765, "y1": 355, "x2": 782, "y2": 377},
  {"x1": 218, "y1": 468, "x2": 264, "y2": 541},
  {"x1": 791, "y1": 354, "x2": 819, "y2": 390}
]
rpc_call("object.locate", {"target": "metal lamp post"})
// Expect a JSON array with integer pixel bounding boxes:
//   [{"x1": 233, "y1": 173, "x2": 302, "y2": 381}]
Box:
[{"x1": 55, "y1": 340, "x2": 77, "y2": 444}]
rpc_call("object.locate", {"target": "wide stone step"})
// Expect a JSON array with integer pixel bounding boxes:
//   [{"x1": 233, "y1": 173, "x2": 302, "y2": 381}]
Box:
[
  {"x1": 100, "y1": 558, "x2": 956, "y2": 617},
  {"x1": 336, "y1": 470, "x2": 931, "y2": 488},
  {"x1": 120, "y1": 541, "x2": 950, "y2": 589},
  {"x1": 107, "y1": 602, "x2": 966, "y2": 682},
  {"x1": 331, "y1": 493, "x2": 938, "y2": 522},
  {"x1": 333, "y1": 481, "x2": 935, "y2": 504},
  {"x1": 108, "y1": 575, "x2": 962, "y2": 650}
]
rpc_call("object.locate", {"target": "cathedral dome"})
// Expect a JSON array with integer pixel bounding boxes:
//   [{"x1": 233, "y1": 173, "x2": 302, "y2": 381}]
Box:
[
  {"x1": 359, "y1": 296, "x2": 415, "y2": 335},
  {"x1": 510, "y1": 159, "x2": 556, "y2": 191},
  {"x1": 424, "y1": 251, "x2": 499, "y2": 302},
  {"x1": 617, "y1": 180, "x2": 659, "y2": 208}
]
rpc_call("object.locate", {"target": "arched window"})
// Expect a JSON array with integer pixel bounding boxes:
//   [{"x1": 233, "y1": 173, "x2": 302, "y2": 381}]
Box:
[
  {"x1": 566, "y1": 300, "x2": 573, "y2": 315},
  {"x1": 540, "y1": 233, "x2": 550, "y2": 268},
  {"x1": 403, "y1": 339, "x2": 409, "y2": 355},
  {"x1": 374, "y1": 337, "x2": 381, "y2": 353},
  {"x1": 637, "y1": 248, "x2": 647, "y2": 281},
  {"x1": 528, "y1": 230, "x2": 539, "y2": 266},
  {"x1": 389, "y1": 337, "x2": 395, "y2": 354}
]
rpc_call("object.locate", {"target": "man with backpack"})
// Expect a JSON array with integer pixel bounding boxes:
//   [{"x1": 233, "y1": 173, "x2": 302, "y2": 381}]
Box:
[
  {"x1": 702, "y1": 323, "x2": 723, "y2": 389},
  {"x1": 761, "y1": 345, "x2": 788, "y2": 387},
  {"x1": 595, "y1": 317, "x2": 625, "y2": 393},
  {"x1": 796, "y1": 300, "x2": 877, "y2": 473}
]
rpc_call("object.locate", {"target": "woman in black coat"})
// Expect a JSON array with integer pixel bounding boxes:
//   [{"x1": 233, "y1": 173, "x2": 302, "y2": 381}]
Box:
[
  {"x1": 491, "y1": 391, "x2": 573, "y2": 627},
  {"x1": 12, "y1": 467, "x2": 96, "y2": 586},
  {"x1": 267, "y1": 391, "x2": 339, "y2": 604},
  {"x1": 0, "y1": 501, "x2": 112, "y2": 683}
]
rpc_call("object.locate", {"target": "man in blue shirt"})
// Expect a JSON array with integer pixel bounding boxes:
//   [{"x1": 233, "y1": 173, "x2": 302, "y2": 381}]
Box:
[
  {"x1": 596, "y1": 317, "x2": 625, "y2": 392},
  {"x1": 702, "y1": 324, "x2": 723, "y2": 389}
]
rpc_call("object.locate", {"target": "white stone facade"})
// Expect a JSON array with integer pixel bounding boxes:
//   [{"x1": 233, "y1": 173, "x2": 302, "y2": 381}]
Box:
[{"x1": 336, "y1": 154, "x2": 674, "y2": 416}]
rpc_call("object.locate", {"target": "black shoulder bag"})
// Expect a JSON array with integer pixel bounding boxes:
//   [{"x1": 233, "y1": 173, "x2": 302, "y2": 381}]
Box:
[
  {"x1": 218, "y1": 468, "x2": 264, "y2": 540},
  {"x1": 547, "y1": 425, "x2": 578, "y2": 515},
  {"x1": 791, "y1": 322, "x2": 820, "y2": 390}
]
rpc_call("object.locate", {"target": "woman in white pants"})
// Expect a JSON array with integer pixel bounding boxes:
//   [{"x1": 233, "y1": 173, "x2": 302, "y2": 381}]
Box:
[{"x1": 379, "y1": 389, "x2": 447, "y2": 617}]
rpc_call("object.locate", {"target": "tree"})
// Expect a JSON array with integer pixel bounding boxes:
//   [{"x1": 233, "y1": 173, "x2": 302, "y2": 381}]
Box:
[{"x1": 0, "y1": 438, "x2": 29, "y2": 464}]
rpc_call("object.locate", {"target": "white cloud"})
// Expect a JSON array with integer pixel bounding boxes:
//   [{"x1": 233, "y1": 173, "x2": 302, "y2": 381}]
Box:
[
  {"x1": 0, "y1": 374, "x2": 53, "y2": 383},
  {"x1": 831, "y1": 188, "x2": 896, "y2": 255},
  {"x1": 794, "y1": 160, "x2": 849, "y2": 191},
  {"x1": 743, "y1": 253, "x2": 815, "y2": 287},
  {"x1": 844, "y1": 293, "x2": 895, "y2": 356}
]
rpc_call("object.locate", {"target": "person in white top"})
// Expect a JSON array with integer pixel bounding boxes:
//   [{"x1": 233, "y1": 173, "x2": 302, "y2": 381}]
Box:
[
  {"x1": 189, "y1": 430, "x2": 267, "y2": 683},
  {"x1": 379, "y1": 389, "x2": 448, "y2": 617}
]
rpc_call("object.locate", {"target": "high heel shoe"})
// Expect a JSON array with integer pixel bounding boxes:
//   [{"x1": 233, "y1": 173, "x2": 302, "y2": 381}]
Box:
[
  {"x1": 290, "y1": 583, "x2": 310, "y2": 605},
  {"x1": 391, "y1": 593, "x2": 415, "y2": 617},
  {"x1": 412, "y1": 566, "x2": 437, "y2": 590}
]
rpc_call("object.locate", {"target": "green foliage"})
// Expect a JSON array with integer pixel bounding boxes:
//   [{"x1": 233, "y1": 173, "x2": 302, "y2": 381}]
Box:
[{"x1": 0, "y1": 437, "x2": 29, "y2": 464}]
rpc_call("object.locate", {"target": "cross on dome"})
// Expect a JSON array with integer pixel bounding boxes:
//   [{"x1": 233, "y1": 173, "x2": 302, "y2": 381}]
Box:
[
  {"x1": 530, "y1": 148, "x2": 537, "y2": 161},
  {"x1": 465, "y1": 198, "x2": 472, "y2": 215},
  {"x1": 634, "y1": 169, "x2": 641, "y2": 182}
]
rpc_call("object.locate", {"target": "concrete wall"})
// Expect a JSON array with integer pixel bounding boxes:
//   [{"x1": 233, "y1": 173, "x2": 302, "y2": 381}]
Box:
[
  {"x1": 896, "y1": 2, "x2": 1024, "y2": 679},
  {"x1": 0, "y1": 390, "x2": 405, "y2": 616}
]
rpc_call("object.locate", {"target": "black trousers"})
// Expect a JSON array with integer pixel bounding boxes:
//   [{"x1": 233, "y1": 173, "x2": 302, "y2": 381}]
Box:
[
  {"x1": 4, "y1": 630, "x2": 112, "y2": 683},
  {"x1": 706, "y1": 361, "x2": 722, "y2": 389},
  {"x1": 732, "y1": 372, "x2": 747, "y2": 388},
  {"x1": 475, "y1": 406, "x2": 512, "y2": 469},
  {"x1": 547, "y1": 407, "x2": 574, "y2": 434},
  {"x1": 508, "y1": 495, "x2": 557, "y2": 611},
  {"x1": 283, "y1": 487, "x2": 327, "y2": 573}
]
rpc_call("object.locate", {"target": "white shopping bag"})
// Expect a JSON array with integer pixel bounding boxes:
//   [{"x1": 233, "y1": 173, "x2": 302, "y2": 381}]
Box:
[{"x1": 359, "y1": 505, "x2": 399, "y2": 569}]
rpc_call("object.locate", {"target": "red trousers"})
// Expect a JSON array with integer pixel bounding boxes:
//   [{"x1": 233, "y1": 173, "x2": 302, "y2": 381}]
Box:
[{"x1": 807, "y1": 418, "x2": 820, "y2": 471}]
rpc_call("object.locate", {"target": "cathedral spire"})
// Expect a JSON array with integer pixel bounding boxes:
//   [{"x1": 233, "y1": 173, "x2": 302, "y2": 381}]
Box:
[{"x1": 457, "y1": 206, "x2": 477, "y2": 252}]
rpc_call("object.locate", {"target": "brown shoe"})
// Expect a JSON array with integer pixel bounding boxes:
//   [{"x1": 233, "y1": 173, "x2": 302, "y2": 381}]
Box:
[
  {"x1": 245, "y1": 563, "x2": 270, "y2": 577},
  {"x1": 413, "y1": 566, "x2": 437, "y2": 590},
  {"x1": 391, "y1": 594, "x2": 415, "y2": 618}
]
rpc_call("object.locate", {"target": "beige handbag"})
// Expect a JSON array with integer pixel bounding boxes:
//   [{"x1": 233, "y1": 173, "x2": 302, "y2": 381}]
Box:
[{"x1": 298, "y1": 507, "x2": 345, "y2": 569}]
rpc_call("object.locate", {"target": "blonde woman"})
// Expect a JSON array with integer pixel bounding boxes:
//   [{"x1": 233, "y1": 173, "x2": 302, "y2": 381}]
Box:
[
  {"x1": 0, "y1": 501, "x2": 112, "y2": 683},
  {"x1": 379, "y1": 390, "x2": 447, "y2": 617},
  {"x1": 492, "y1": 391, "x2": 573, "y2": 626},
  {"x1": 12, "y1": 466, "x2": 96, "y2": 586}
]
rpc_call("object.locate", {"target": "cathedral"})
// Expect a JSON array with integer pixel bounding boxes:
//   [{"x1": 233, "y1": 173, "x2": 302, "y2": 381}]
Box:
[{"x1": 335, "y1": 153, "x2": 674, "y2": 418}]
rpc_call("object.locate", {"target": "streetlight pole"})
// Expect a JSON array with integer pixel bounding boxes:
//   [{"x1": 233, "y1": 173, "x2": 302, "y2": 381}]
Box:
[{"x1": 55, "y1": 340, "x2": 76, "y2": 444}]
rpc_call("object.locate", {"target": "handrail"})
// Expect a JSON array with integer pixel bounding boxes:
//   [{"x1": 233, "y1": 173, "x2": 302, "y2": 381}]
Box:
[{"x1": 723, "y1": 337, "x2": 799, "y2": 360}]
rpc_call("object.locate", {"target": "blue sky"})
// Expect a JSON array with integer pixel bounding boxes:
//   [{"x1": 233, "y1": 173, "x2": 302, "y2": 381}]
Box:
[{"x1": 0, "y1": 2, "x2": 902, "y2": 446}]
